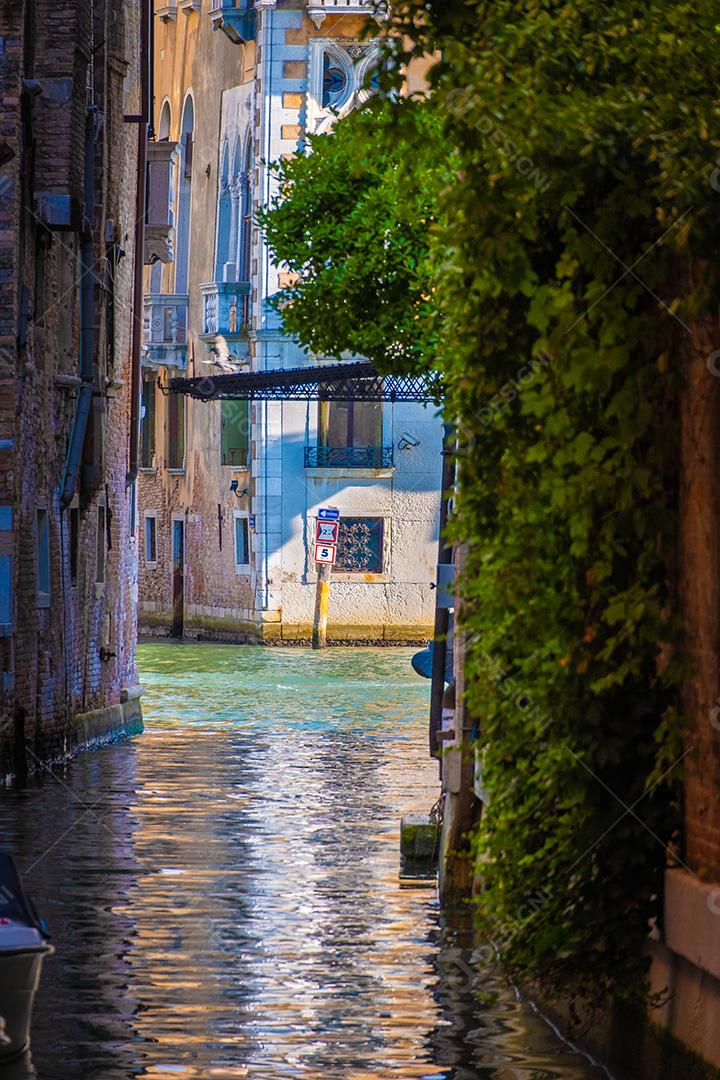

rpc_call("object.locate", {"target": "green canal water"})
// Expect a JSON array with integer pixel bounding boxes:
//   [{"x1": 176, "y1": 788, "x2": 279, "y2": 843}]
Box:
[{"x1": 2, "y1": 644, "x2": 613, "y2": 1078}]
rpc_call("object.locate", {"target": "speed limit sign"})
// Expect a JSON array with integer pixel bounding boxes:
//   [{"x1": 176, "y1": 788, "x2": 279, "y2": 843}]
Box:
[{"x1": 314, "y1": 543, "x2": 337, "y2": 564}]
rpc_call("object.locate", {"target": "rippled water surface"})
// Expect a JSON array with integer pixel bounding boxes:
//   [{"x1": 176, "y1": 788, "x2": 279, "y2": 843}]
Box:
[{"x1": 1, "y1": 644, "x2": 612, "y2": 1079}]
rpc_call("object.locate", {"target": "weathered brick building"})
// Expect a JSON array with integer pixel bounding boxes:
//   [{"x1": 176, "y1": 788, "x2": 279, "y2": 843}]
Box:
[
  {"x1": 0, "y1": 0, "x2": 146, "y2": 780},
  {"x1": 137, "y1": 0, "x2": 442, "y2": 644}
]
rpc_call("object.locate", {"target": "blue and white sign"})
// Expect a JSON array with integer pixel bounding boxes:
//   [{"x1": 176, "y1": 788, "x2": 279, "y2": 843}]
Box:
[{"x1": 318, "y1": 507, "x2": 340, "y2": 522}]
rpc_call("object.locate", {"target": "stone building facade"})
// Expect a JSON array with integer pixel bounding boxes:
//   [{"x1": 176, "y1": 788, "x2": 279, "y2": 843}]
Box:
[
  {"x1": 138, "y1": 0, "x2": 442, "y2": 644},
  {"x1": 0, "y1": 0, "x2": 145, "y2": 780}
]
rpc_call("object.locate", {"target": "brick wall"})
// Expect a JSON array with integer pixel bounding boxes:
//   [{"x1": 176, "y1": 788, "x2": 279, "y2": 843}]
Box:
[{"x1": 0, "y1": 0, "x2": 142, "y2": 777}]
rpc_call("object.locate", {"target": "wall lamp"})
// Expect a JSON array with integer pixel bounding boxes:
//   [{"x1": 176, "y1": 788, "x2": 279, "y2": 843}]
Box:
[{"x1": 230, "y1": 480, "x2": 249, "y2": 498}]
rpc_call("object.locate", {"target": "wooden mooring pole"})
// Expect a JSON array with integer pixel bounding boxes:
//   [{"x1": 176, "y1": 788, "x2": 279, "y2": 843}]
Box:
[{"x1": 312, "y1": 561, "x2": 332, "y2": 650}]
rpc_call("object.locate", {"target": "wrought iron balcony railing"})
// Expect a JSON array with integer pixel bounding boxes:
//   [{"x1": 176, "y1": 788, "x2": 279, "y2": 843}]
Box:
[
  {"x1": 305, "y1": 445, "x2": 394, "y2": 469},
  {"x1": 142, "y1": 293, "x2": 189, "y2": 369},
  {"x1": 209, "y1": 0, "x2": 256, "y2": 43}
]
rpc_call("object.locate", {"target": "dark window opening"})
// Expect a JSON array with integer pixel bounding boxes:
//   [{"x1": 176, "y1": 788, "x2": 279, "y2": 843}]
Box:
[
  {"x1": 320, "y1": 400, "x2": 381, "y2": 449},
  {"x1": 145, "y1": 515, "x2": 157, "y2": 564},
  {"x1": 234, "y1": 516, "x2": 249, "y2": 567},
  {"x1": 140, "y1": 375, "x2": 156, "y2": 468},
  {"x1": 167, "y1": 392, "x2": 185, "y2": 470},
  {"x1": 221, "y1": 399, "x2": 250, "y2": 466},
  {"x1": 36, "y1": 508, "x2": 50, "y2": 605},
  {"x1": 69, "y1": 507, "x2": 79, "y2": 587},
  {"x1": 96, "y1": 506, "x2": 106, "y2": 583}
]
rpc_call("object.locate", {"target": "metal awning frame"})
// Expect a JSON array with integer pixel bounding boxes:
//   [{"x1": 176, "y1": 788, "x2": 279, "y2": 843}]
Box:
[{"x1": 169, "y1": 361, "x2": 441, "y2": 403}]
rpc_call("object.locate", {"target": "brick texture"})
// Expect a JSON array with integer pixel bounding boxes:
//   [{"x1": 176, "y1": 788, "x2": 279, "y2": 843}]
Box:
[{"x1": 0, "y1": 0, "x2": 142, "y2": 777}]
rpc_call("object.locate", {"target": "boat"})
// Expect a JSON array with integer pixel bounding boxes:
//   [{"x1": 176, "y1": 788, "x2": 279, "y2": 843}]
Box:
[{"x1": 0, "y1": 851, "x2": 53, "y2": 1061}]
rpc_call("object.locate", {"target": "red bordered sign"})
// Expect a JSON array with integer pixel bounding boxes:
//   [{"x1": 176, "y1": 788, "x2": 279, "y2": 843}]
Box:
[
  {"x1": 314, "y1": 543, "x2": 337, "y2": 564},
  {"x1": 315, "y1": 520, "x2": 339, "y2": 545}
]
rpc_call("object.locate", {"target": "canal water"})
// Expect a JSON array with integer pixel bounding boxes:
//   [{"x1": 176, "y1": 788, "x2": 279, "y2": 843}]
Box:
[{"x1": 1, "y1": 644, "x2": 612, "y2": 1079}]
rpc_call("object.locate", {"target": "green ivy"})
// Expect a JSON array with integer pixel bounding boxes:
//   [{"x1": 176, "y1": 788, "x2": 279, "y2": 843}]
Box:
[{"x1": 263, "y1": 0, "x2": 720, "y2": 1004}]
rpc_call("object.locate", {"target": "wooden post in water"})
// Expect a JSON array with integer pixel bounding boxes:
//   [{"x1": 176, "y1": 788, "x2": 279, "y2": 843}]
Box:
[{"x1": 312, "y1": 562, "x2": 332, "y2": 650}]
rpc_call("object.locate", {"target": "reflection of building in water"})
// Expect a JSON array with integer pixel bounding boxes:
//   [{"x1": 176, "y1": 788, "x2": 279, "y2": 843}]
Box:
[{"x1": 138, "y1": 1, "x2": 442, "y2": 645}]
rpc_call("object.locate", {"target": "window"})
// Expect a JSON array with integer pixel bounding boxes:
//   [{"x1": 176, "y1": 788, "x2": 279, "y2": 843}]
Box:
[
  {"x1": 69, "y1": 507, "x2": 79, "y2": 586},
  {"x1": 215, "y1": 143, "x2": 231, "y2": 280},
  {"x1": 96, "y1": 505, "x2": 106, "y2": 584},
  {"x1": 322, "y1": 52, "x2": 351, "y2": 109},
  {"x1": 221, "y1": 400, "x2": 250, "y2": 466},
  {"x1": 140, "y1": 375, "x2": 156, "y2": 468},
  {"x1": 166, "y1": 391, "x2": 185, "y2": 470},
  {"x1": 320, "y1": 400, "x2": 382, "y2": 449},
  {"x1": 313, "y1": 400, "x2": 387, "y2": 466},
  {"x1": 175, "y1": 96, "x2": 194, "y2": 294},
  {"x1": 234, "y1": 514, "x2": 249, "y2": 569},
  {"x1": 144, "y1": 514, "x2": 157, "y2": 565},
  {"x1": 0, "y1": 506, "x2": 12, "y2": 632},
  {"x1": 36, "y1": 508, "x2": 50, "y2": 606},
  {"x1": 238, "y1": 137, "x2": 253, "y2": 285},
  {"x1": 335, "y1": 517, "x2": 384, "y2": 574}
]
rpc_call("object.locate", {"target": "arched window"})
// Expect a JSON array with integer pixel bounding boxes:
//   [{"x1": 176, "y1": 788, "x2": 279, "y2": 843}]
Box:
[
  {"x1": 158, "y1": 100, "x2": 172, "y2": 141},
  {"x1": 174, "y1": 94, "x2": 194, "y2": 295},
  {"x1": 150, "y1": 100, "x2": 174, "y2": 293},
  {"x1": 214, "y1": 142, "x2": 231, "y2": 280},
  {"x1": 322, "y1": 50, "x2": 352, "y2": 110},
  {"x1": 238, "y1": 134, "x2": 253, "y2": 284},
  {"x1": 222, "y1": 138, "x2": 242, "y2": 282}
]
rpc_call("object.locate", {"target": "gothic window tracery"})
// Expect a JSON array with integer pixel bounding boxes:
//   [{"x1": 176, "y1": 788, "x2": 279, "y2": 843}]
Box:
[{"x1": 308, "y1": 40, "x2": 382, "y2": 134}]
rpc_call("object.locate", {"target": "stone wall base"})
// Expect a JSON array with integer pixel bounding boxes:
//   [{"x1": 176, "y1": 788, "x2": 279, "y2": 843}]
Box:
[
  {"x1": 533, "y1": 994, "x2": 720, "y2": 1080},
  {"x1": 531, "y1": 868, "x2": 720, "y2": 1079},
  {"x1": 138, "y1": 615, "x2": 433, "y2": 646},
  {"x1": 3, "y1": 690, "x2": 144, "y2": 786},
  {"x1": 66, "y1": 693, "x2": 144, "y2": 758}
]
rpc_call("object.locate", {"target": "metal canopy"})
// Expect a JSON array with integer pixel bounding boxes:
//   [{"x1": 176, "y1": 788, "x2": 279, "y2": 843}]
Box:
[{"x1": 169, "y1": 361, "x2": 440, "y2": 403}]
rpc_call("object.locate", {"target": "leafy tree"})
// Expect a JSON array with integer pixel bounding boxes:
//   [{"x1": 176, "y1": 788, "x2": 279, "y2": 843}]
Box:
[
  {"x1": 264, "y1": 0, "x2": 720, "y2": 1005},
  {"x1": 260, "y1": 97, "x2": 448, "y2": 373}
]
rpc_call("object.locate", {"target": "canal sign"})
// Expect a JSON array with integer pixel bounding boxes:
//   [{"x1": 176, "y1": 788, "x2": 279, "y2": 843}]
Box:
[
  {"x1": 316, "y1": 520, "x2": 339, "y2": 545},
  {"x1": 314, "y1": 508, "x2": 340, "y2": 565},
  {"x1": 314, "y1": 543, "x2": 337, "y2": 564}
]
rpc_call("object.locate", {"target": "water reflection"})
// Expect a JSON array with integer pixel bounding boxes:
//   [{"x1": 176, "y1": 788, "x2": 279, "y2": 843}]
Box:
[{"x1": 1, "y1": 645, "x2": 610, "y2": 1078}]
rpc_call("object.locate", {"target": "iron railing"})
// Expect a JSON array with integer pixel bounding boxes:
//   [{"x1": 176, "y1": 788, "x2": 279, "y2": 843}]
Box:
[{"x1": 305, "y1": 445, "x2": 394, "y2": 469}]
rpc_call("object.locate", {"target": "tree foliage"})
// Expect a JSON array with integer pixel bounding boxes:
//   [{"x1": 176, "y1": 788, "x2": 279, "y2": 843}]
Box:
[
  {"x1": 263, "y1": 0, "x2": 720, "y2": 1004},
  {"x1": 259, "y1": 97, "x2": 447, "y2": 372}
]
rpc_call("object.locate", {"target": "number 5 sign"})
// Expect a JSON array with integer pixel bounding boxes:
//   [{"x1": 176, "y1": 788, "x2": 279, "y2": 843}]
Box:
[{"x1": 314, "y1": 543, "x2": 337, "y2": 564}]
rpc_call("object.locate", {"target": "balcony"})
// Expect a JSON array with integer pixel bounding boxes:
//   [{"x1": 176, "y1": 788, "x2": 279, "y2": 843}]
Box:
[
  {"x1": 199, "y1": 281, "x2": 251, "y2": 364},
  {"x1": 305, "y1": 445, "x2": 394, "y2": 469},
  {"x1": 209, "y1": 0, "x2": 256, "y2": 43},
  {"x1": 144, "y1": 140, "x2": 179, "y2": 266},
  {"x1": 157, "y1": 1, "x2": 178, "y2": 21},
  {"x1": 308, "y1": 0, "x2": 376, "y2": 26},
  {"x1": 142, "y1": 294, "x2": 189, "y2": 370}
]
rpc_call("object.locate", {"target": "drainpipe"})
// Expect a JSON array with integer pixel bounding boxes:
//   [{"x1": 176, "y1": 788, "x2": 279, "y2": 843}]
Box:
[
  {"x1": 126, "y1": 0, "x2": 151, "y2": 487},
  {"x1": 60, "y1": 105, "x2": 99, "y2": 509}
]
